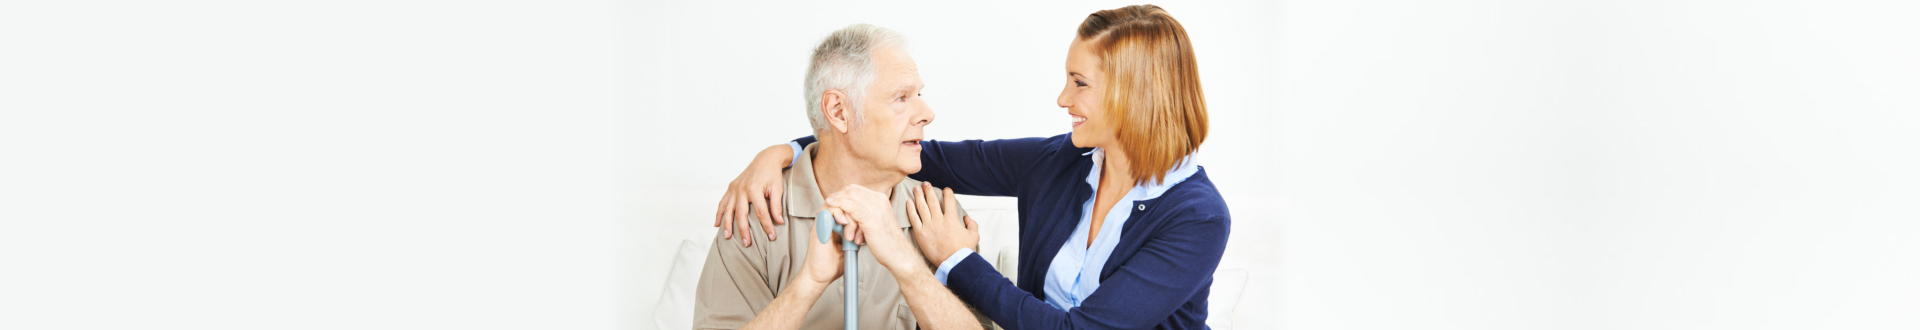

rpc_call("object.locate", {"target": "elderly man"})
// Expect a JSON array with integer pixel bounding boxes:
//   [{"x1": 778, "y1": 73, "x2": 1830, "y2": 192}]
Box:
[{"x1": 691, "y1": 24, "x2": 985, "y2": 330}]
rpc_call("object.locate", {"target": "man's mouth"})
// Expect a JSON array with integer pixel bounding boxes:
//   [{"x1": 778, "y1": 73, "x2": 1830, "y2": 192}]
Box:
[{"x1": 902, "y1": 139, "x2": 922, "y2": 147}]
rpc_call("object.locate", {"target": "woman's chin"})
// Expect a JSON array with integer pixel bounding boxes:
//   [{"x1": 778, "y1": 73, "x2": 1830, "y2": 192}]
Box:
[{"x1": 1068, "y1": 129, "x2": 1106, "y2": 148}]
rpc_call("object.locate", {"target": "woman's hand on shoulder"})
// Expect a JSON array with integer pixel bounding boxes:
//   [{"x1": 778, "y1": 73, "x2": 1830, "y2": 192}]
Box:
[
  {"x1": 714, "y1": 144, "x2": 795, "y2": 247},
  {"x1": 909, "y1": 182, "x2": 980, "y2": 266}
]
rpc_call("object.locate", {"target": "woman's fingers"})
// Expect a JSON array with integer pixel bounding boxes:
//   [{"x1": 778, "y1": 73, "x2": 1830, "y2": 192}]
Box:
[
  {"x1": 715, "y1": 193, "x2": 729, "y2": 233},
  {"x1": 918, "y1": 182, "x2": 939, "y2": 216},
  {"x1": 722, "y1": 194, "x2": 738, "y2": 240},
  {"x1": 751, "y1": 185, "x2": 775, "y2": 241},
  {"x1": 766, "y1": 184, "x2": 786, "y2": 225},
  {"x1": 906, "y1": 197, "x2": 924, "y2": 229},
  {"x1": 758, "y1": 210, "x2": 777, "y2": 242},
  {"x1": 941, "y1": 187, "x2": 959, "y2": 222},
  {"x1": 754, "y1": 187, "x2": 776, "y2": 242},
  {"x1": 912, "y1": 187, "x2": 934, "y2": 227},
  {"x1": 734, "y1": 190, "x2": 753, "y2": 247}
]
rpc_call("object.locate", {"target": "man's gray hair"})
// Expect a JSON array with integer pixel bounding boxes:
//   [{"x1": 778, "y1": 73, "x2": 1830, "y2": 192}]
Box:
[{"x1": 805, "y1": 24, "x2": 907, "y2": 132}]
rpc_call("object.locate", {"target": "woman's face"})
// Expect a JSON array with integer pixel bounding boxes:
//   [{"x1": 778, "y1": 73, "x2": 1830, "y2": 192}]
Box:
[{"x1": 1059, "y1": 39, "x2": 1114, "y2": 149}]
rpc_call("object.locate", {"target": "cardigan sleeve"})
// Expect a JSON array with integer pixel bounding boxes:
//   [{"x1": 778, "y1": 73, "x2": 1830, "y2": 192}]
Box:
[
  {"x1": 788, "y1": 135, "x2": 1060, "y2": 197},
  {"x1": 944, "y1": 212, "x2": 1231, "y2": 330},
  {"x1": 909, "y1": 136, "x2": 1058, "y2": 197}
]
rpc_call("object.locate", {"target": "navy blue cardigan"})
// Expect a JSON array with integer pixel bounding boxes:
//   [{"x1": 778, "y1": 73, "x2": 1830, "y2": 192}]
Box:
[{"x1": 794, "y1": 134, "x2": 1231, "y2": 330}]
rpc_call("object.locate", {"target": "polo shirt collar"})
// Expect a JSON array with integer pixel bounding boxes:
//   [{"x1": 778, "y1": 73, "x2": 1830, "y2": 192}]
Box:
[{"x1": 785, "y1": 143, "x2": 916, "y2": 228}]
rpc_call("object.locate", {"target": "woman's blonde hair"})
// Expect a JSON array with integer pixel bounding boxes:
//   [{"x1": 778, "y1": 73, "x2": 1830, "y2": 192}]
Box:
[{"x1": 1079, "y1": 4, "x2": 1208, "y2": 186}]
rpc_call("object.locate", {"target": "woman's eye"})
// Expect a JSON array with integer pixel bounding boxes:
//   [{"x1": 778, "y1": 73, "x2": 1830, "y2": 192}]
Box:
[{"x1": 1075, "y1": 80, "x2": 1088, "y2": 87}]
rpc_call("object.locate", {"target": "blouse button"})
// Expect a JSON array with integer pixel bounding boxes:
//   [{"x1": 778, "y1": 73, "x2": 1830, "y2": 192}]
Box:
[{"x1": 1137, "y1": 204, "x2": 1146, "y2": 211}]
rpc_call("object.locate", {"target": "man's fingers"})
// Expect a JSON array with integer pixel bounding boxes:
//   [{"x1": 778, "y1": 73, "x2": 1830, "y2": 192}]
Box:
[
  {"x1": 834, "y1": 208, "x2": 861, "y2": 245},
  {"x1": 965, "y1": 215, "x2": 979, "y2": 232},
  {"x1": 826, "y1": 230, "x2": 842, "y2": 253},
  {"x1": 825, "y1": 205, "x2": 847, "y2": 225}
]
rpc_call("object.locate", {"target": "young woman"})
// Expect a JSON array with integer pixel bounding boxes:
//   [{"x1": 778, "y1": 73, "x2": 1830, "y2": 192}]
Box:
[{"x1": 719, "y1": 5, "x2": 1228, "y2": 329}]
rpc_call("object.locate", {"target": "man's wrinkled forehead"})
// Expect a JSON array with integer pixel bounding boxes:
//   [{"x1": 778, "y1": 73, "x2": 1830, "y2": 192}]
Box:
[{"x1": 871, "y1": 46, "x2": 921, "y2": 88}]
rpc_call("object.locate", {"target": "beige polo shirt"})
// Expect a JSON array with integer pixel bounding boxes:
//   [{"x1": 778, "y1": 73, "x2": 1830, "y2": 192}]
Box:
[{"x1": 692, "y1": 143, "x2": 976, "y2": 330}]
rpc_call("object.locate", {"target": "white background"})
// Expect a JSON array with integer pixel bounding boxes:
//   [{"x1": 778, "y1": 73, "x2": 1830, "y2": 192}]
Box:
[{"x1": 5, "y1": 0, "x2": 1918, "y2": 329}]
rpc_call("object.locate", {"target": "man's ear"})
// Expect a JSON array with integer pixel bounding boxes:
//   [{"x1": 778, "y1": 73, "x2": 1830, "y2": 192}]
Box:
[{"x1": 821, "y1": 90, "x2": 853, "y2": 134}]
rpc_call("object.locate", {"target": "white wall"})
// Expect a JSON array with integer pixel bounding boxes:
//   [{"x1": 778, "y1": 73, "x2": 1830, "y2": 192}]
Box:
[
  {"x1": 1266, "y1": 1, "x2": 1920, "y2": 329},
  {"x1": 626, "y1": 0, "x2": 1920, "y2": 329},
  {"x1": 3, "y1": 1, "x2": 619, "y2": 329}
]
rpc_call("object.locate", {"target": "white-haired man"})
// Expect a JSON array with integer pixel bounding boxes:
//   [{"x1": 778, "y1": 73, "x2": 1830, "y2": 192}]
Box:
[{"x1": 691, "y1": 24, "x2": 986, "y2": 330}]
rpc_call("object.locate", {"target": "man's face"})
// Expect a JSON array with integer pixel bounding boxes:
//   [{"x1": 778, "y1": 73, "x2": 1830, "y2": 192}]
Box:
[{"x1": 845, "y1": 45, "x2": 932, "y2": 176}]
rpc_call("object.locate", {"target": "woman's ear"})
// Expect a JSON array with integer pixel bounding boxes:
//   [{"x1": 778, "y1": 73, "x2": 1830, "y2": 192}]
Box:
[{"x1": 821, "y1": 90, "x2": 853, "y2": 134}]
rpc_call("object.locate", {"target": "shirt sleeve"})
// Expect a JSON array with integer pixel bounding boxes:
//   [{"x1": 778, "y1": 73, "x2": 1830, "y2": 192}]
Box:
[
  {"x1": 691, "y1": 212, "x2": 780, "y2": 330},
  {"x1": 784, "y1": 141, "x2": 804, "y2": 170},
  {"x1": 910, "y1": 136, "x2": 1063, "y2": 197}
]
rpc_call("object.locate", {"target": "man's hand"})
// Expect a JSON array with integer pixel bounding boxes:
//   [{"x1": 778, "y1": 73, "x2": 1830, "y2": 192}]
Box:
[
  {"x1": 909, "y1": 182, "x2": 980, "y2": 266},
  {"x1": 798, "y1": 223, "x2": 845, "y2": 286},
  {"x1": 715, "y1": 144, "x2": 794, "y2": 247},
  {"x1": 825, "y1": 185, "x2": 985, "y2": 330},
  {"x1": 738, "y1": 219, "x2": 842, "y2": 330},
  {"x1": 823, "y1": 185, "x2": 927, "y2": 274}
]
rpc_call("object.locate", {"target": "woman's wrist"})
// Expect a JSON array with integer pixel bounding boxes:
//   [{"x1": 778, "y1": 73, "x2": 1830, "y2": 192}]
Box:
[{"x1": 757, "y1": 144, "x2": 795, "y2": 168}]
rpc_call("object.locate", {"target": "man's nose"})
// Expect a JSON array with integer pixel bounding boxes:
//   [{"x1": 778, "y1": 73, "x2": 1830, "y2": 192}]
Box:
[{"x1": 915, "y1": 102, "x2": 935, "y2": 126}]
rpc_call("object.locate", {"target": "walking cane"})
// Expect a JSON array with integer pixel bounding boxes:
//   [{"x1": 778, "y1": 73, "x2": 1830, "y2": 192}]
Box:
[{"x1": 817, "y1": 210, "x2": 858, "y2": 330}]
